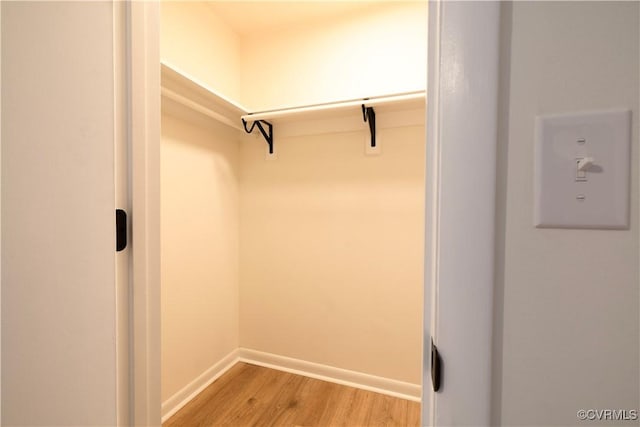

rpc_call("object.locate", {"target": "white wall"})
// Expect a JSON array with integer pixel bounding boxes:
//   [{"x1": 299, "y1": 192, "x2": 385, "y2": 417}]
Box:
[
  {"x1": 160, "y1": 1, "x2": 243, "y2": 411},
  {"x1": 239, "y1": 114, "x2": 425, "y2": 385},
  {"x1": 161, "y1": 2, "x2": 427, "y2": 112},
  {"x1": 161, "y1": 1, "x2": 242, "y2": 103},
  {"x1": 495, "y1": 2, "x2": 639, "y2": 425},
  {"x1": 161, "y1": 105, "x2": 240, "y2": 403},
  {"x1": 1, "y1": 2, "x2": 118, "y2": 425},
  {"x1": 240, "y1": 2, "x2": 427, "y2": 111}
]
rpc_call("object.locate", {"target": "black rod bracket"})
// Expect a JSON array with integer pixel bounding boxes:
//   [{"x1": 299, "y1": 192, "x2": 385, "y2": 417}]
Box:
[
  {"x1": 242, "y1": 118, "x2": 274, "y2": 154},
  {"x1": 362, "y1": 105, "x2": 376, "y2": 148}
]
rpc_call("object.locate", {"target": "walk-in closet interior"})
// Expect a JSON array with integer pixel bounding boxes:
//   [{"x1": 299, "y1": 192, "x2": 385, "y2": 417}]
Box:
[{"x1": 160, "y1": 1, "x2": 428, "y2": 422}]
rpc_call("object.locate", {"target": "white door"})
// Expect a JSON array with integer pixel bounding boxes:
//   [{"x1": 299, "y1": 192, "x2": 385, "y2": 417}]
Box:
[
  {"x1": 424, "y1": 1, "x2": 501, "y2": 426},
  {"x1": 1, "y1": 2, "x2": 128, "y2": 425}
]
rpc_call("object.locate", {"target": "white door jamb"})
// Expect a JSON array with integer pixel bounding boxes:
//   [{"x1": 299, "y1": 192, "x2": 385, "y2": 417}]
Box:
[
  {"x1": 424, "y1": 1, "x2": 501, "y2": 425},
  {"x1": 128, "y1": 2, "x2": 162, "y2": 425}
]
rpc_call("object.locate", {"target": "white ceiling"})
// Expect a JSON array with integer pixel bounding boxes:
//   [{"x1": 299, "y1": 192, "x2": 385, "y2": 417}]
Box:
[{"x1": 205, "y1": 1, "x2": 391, "y2": 36}]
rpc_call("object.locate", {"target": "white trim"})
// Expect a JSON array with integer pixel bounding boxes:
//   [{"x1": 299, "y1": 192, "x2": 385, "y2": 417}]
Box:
[
  {"x1": 0, "y1": 1, "x2": 3, "y2": 422},
  {"x1": 161, "y1": 349, "x2": 240, "y2": 423},
  {"x1": 161, "y1": 61, "x2": 250, "y2": 113},
  {"x1": 161, "y1": 87, "x2": 244, "y2": 131},
  {"x1": 238, "y1": 348, "x2": 421, "y2": 402},
  {"x1": 425, "y1": 2, "x2": 500, "y2": 426},
  {"x1": 424, "y1": 0, "x2": 443, "y2": 424},
  {"x1": 129, "y1": 2, "x2": 161, "y2": 426},
  {"x1": 160, "y1": 61, "x2": 248, "y2": 132},
  {"x1": 113, "y1": 1, "x2": 129, "y2": 425}
]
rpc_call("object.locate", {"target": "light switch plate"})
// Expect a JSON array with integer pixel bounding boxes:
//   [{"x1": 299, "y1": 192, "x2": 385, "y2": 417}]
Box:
[{"x1": 534, "y1": 109, "x2": 631, "y2": 229}]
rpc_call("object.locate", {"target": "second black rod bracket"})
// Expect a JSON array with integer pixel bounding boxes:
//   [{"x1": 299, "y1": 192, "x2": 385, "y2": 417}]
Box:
[
  {"x1": 362, "y1": 105, "x2": 376, "y2": 148},
  {"x1": 242, "y1": 118, "x2": 274, "y2": 154}
]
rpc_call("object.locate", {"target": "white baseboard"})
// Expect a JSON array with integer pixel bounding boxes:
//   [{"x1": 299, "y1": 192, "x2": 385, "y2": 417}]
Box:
[
  {"x1": 238, "y1": 348, "x2": 421, "y2": 402},
  {"x1": 161, "y1": 347, "x2": 422, "y2": 421},
  {"x1": 161, "y1": 348, "x2": 239, "y2": 422}
]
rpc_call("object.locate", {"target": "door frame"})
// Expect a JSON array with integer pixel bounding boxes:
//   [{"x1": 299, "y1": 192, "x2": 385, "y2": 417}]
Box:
[
  {"x1": 423, "y1": 1, "x2": 501, "y2": 425},
  {"x1": 127, "y1": 1, "x2": 500, "y2": 425},
  {"x1": 128, "y1": 2, "x2": 161, "y2": 426}
]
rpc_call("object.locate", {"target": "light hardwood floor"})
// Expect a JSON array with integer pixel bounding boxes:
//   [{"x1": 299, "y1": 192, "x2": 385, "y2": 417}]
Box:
[{"x1": 163, "y1": 362, "x2": 421, "y2": 427}]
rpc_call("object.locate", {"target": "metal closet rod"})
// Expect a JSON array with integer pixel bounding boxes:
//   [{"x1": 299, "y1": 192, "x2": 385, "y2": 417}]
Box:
[{"x1": 241, "y1": 91, "x2": 426, "y2": 122}]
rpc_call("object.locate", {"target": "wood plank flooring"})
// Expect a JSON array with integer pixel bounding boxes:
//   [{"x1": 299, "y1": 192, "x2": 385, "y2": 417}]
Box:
[{"x1": 163, "y1": 362, "x2": 421, "y2": 427}]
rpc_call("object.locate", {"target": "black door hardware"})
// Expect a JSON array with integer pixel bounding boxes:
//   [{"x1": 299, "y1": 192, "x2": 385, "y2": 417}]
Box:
[
  {"x1": 116, "y1": 209, "x2": 127, "y2": 252},
  {"x1": 431, "y1": 338, "x2": 442, "y2": 392}
]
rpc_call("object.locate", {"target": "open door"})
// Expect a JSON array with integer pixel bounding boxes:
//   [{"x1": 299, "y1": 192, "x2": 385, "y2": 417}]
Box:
[{"x1": 1, "y1": 1, "x2": 130, "y2": 425}]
